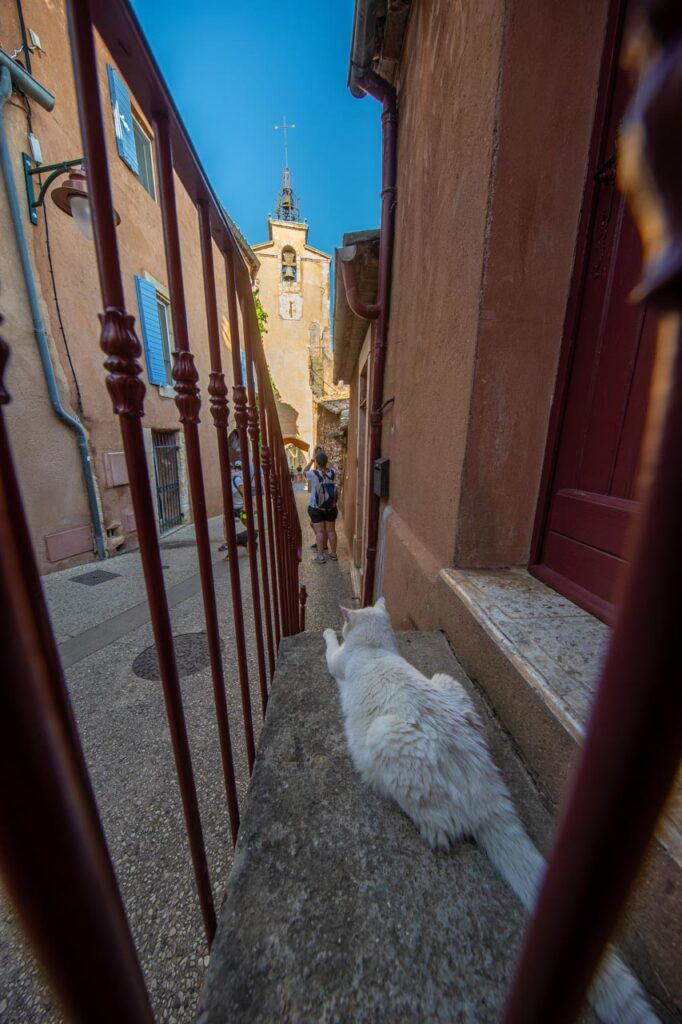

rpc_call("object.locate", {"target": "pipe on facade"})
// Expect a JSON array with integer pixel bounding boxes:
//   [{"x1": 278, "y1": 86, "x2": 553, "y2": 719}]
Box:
[
  {"x1": 339, "y1": 252, "x2": 380, "y2": 321},
  {"x1": 354, "y1": 68, "x2": 398, "y2": 606},
  {"x1": 0, "y1": 49, "x2": 55, "y2": 111},
  {"x1": 0, "y1": 67, "x2": 106, "y2": 560}
]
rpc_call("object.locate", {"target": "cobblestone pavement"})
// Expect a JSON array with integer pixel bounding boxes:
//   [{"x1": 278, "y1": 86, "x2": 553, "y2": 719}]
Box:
[{"x1": 0, "y1": 492, "x2": 354, "y2": 1024}]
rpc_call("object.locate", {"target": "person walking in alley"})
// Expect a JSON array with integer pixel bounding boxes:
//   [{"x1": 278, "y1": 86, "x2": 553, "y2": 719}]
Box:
[
  {"x1": 305, "y1": 450, "x2": 338, "y2": 564},
  {"x1": 219, "y1": 458, "x2": 251, "y2": 553}
]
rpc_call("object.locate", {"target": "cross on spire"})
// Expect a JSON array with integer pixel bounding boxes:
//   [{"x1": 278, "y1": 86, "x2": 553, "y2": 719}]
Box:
[
  {"x1": 274, "y1": 115, "x2": 301, "y2": 222},
  {"x1": 274, "y1": 116, "x2": 296, "y2": 169}
]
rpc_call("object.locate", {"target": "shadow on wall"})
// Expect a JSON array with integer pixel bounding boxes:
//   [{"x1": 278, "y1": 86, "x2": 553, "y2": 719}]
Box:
[{"x1": 276, "y1": 399, "x2": 300, "y2": 440}]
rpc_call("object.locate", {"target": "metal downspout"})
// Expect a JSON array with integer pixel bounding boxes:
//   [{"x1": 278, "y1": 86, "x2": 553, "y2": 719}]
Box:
[
  {"x1": 0, "y1": 67, "x2": 106, "y2": 560},
  {"x1": 355, "y1": 68, "x2": 398, "y2": 606}
]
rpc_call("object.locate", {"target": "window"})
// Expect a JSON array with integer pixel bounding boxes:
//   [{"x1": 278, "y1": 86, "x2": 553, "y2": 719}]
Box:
[
  {"x1": 135, "y1": 276, "x2": 174, "y2": 387},
  {"x1": 107, "y1": 64, "x2": 156, "y2": 200},
  {"x1": 281, "y1": 245, "x2": 297, "y2": 282},
  {"x1": 133, "y1": 116, "x2": 156, "y2": 199}
]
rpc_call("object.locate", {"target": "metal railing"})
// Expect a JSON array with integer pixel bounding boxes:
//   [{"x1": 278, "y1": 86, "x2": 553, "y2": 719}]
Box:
[{"x1": 0, "y1": 0, "x2": 305, "y2": 1018}]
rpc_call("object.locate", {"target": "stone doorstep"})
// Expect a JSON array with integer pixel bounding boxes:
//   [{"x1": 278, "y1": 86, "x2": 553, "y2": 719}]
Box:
[
  {"x1": 437, "y1": 567, "x2": 682, "y2": 1019},
  {"x1": 197, "y1": 632, "x2": 609, "y2": 1024}
]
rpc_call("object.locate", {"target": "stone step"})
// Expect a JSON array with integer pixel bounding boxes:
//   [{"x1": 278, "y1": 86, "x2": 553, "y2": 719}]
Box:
[{"x1": 196, "y1": 631, "x2": 601, "y2": 1023}]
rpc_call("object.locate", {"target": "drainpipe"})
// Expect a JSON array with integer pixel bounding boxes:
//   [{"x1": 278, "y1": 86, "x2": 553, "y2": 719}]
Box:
[
  {"x1": 354, "y1": 68, "x2": 398, "y2": 606},
  {"x1": 0, "y1": 67, "x2": 106, "y2": 560}
]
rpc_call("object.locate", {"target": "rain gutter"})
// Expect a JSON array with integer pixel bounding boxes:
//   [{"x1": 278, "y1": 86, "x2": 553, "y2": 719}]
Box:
[{"x1": 348, "y1": 2, "x2": 399, "y2": 604}]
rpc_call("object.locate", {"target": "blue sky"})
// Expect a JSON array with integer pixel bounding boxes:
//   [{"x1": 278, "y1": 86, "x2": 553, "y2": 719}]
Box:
[{"x1": 130, "y1": 0, "x2": 381, "y2": 258}]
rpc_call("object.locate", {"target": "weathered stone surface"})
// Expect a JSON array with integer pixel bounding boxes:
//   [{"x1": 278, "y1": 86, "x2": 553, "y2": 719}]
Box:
[{"x1": 197, "y1": 630, "x2": 582, "y2": 1024}]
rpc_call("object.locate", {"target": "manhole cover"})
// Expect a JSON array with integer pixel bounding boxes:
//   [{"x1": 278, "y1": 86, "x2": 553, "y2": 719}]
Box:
[
  {"x1": 70, "y1": 569, "x2": 121, "y2": 586},
  {"x1": 132, "y1": 632, "x2": 221, "y2": 681}
]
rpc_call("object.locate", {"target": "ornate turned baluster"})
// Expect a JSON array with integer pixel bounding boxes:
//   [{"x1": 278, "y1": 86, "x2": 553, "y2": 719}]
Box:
[
  {"x1": 172, "y1": 349, "x2": 200, "y2": 424},
  {"x1": 99, "y1": 308, "x2": 145, "y2": 417}
]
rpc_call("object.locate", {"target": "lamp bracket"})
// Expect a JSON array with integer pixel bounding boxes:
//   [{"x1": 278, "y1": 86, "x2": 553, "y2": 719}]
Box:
[{"x1": 22, "y1": 153, "x2": 84, "y2": 225}]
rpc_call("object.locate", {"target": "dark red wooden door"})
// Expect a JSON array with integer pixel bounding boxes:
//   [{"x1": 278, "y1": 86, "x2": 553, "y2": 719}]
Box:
[{"x1": 532, "y1": 19, "x2": 657, "y2": 623}]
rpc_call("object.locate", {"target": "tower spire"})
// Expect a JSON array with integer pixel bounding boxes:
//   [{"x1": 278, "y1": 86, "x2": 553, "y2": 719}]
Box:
[{"x1": 274, "y1": 115, "x2": 301, "y2": 222}]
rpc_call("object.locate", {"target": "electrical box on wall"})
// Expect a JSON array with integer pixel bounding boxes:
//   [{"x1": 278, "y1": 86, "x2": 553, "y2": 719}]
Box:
[{"x1": 373, "y1": 457, "x2": 390, "y2": 498}]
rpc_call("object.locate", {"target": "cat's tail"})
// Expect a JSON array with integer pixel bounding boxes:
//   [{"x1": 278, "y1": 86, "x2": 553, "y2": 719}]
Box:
[
  {"x1": 475, "y1": 806, "x2": 659, "y2": 1023},
  {"x1": 474, "y1": 796, "x2": 545, "y2": 913}
]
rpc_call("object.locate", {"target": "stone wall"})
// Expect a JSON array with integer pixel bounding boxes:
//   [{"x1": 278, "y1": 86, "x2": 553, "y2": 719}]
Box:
[{"x1": 315, "y1": 403, "x2": 348, "y2": 495}]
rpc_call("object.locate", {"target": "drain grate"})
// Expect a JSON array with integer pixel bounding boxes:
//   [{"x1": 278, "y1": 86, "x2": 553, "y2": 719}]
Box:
[
  {"x1": 70, "y1": 569, "x2": 121, "y2": 586},
  {"x1": 132, "y1": 632, "x2": 221, "y2": 681}
]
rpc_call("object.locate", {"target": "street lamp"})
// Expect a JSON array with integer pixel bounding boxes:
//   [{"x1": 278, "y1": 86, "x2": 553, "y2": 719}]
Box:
[{"x1": 22, "y1": 153, "x2": 121, "y2": 240}]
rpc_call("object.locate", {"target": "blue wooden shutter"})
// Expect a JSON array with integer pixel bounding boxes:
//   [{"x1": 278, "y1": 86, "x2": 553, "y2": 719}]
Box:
[
  {"x1": 240, "y1": 350, "x2": 248, "y2": 384},
  {"x1": 107, "y1": 64, "x2": 139, "y2": 174},
  {"x1": 135, "y1": 276, "x2": 169, "y2": 385}
]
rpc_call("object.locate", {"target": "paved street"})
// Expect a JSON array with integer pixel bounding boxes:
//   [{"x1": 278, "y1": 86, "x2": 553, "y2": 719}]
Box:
[{"x1": 0, "y1": 486, "x2": 355, "y2": 1024}]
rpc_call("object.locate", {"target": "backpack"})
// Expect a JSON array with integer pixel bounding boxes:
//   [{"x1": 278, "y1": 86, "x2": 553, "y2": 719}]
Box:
[{"x1": 313, "y1": 469, "x2": 337, "y2": 511}]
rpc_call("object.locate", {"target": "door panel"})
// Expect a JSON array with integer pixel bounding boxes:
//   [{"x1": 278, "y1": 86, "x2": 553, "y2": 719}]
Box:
[{"x1": 533, "y1": 4, "x2": 656, "y2": 622}]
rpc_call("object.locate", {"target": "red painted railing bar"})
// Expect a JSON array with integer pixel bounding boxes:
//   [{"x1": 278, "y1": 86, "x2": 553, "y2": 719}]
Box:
[
  {"x1": 502, "y1": 12, "x2": 682, "y2": 1019},
  {"x1": 198, "y1": 202, "x2": 256, "y2": 778},
  {"x1": 254, "y1": 348, "x2": 282, "y2": 648},
  {"x1": 263, "y1": 446, "x2": 282, "y2": 649},
  {"x1": 224, "y1": 250, "x2": 269, "y2": 713},
  {"x1": 0, "y1": 337, "x2": 154, "y2": 1024},
  {"x1": 66, "y1": 0, "x2": 124, "y2": 309},
  {"x1": 240, "y1": 294, "x2": 276, "y2": 679},
  {"x1": 253, "y1": 368, "x2": 282, "y2": 650},
  {"x1": 154, "y1": 117, "x2": 243, "y2": 831},
  {"x1": 66, "y1": 0, "x2": 216, "y2": 945},
  {"x1": 277, "y1": 496, "x2": 292, "y2": 635},
  {"x1": 286, "y1": 513, "x2": 297, "y2": 634},
  {"x1": 197, "y1": 200, "x2": 243, "y2": 836},
  {"x1": 270, "y1": 453, "x2": 289, "y2": 636},
  {"x1": 299, "y1": 584, "x2": 308, "y2": 633}
]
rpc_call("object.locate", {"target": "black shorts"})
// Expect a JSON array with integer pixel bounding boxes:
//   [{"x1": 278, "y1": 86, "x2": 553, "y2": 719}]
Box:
[{"x1": 308, "y1": 506, "x2": 338, "y2": 524}]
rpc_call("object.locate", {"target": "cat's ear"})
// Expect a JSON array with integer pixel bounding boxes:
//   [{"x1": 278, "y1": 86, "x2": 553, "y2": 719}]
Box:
[
  {"x1": 374, "y1": 595, "x2": 387, "y2": 611},
  {"x1": 340, "y1": 605, "x2": 354, "y2": 623}
]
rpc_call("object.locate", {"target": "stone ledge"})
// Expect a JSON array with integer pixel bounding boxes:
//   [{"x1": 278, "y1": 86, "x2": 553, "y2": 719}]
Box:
[
  {"x1": 436, "y1": 567, "x2": 681, "y2": 1019},
  {"x1": 197, "y1": 631, "x2": 594, "y2": 1024}
]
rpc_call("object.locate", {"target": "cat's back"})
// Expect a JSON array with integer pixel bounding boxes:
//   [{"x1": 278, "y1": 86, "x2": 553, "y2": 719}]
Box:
[{"x1": 347, "y1": 647, "x2": 467, "y2": 723}]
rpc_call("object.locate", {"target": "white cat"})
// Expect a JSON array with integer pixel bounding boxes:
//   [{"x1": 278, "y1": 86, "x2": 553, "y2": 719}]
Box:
[{"x1": 323, "y1": 598, "x2": 659, "y2": 1024}]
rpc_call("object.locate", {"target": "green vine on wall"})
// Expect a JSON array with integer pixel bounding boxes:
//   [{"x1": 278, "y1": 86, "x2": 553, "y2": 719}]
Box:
[{"x1": 254, "y1": 288, "x2": 268, "y2": 336}]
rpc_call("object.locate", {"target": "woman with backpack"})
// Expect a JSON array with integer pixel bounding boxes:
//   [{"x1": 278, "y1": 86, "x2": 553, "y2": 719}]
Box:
[{"x1": 304, "y1": 449, "x2": 338, "y2": 564}]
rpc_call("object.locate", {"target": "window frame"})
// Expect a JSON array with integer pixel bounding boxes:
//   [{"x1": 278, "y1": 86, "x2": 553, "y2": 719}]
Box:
[
  {"x1": 132, "y1": 113, "x2": 156, "y2": 199},
  {"x1": 155, "y1": 295, "x2": 173, "y2": 385}
]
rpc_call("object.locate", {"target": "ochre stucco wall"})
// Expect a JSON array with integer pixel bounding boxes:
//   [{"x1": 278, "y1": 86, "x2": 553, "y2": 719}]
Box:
[
  {"x1": 253, "y1": 221, "x2": 330, "y2": 453},
  {"x1": 454, "y1": 0, "x2": 610, "y2": 567},
  {"x1": 380, "y1": 0, "x2": 505, "y2": 581},
  {"x1": 1, "y1": 0, "x2": 232, "y2": 572},
  {"x1": 378, "y1": 0, "x2": 610, "y2": 625}
]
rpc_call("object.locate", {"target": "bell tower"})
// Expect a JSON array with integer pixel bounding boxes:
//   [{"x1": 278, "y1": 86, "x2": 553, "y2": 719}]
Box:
[{"x1": 251, "y1": 118, "x2": 331, "y2": 458}]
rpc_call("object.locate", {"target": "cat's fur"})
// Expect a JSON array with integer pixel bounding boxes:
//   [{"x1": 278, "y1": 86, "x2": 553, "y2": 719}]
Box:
[{"x1": 324, "y1": 598, "x2": 659, "y2": 1024}]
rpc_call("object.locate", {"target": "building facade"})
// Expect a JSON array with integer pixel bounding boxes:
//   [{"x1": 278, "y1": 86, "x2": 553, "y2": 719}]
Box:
[
  {"x1": 1, "y1": 0, "x2": 255, "y2": 573},
  {"x1": 334, "y1": 0, "x2": 680, "y2": 1016},
  {"x1": 252, "y1": 167, "x2": 332, "y2": 462}
]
